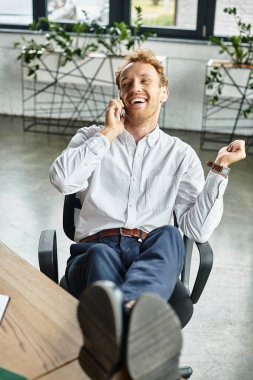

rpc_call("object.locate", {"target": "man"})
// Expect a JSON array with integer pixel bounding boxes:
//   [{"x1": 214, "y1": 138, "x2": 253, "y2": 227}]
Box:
[{"x1": 49, "y1": 49, "x2": 246, "y2": 380}]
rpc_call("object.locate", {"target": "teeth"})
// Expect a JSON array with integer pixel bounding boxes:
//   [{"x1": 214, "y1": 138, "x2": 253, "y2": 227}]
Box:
[{"x1": 130, "y1": 98, "x2": 146, "y2": 104}]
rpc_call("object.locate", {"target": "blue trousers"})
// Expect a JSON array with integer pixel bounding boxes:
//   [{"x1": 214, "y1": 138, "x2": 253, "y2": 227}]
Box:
[{"x1": 66, "y1": 225, "x2": 185, "y2": 302}]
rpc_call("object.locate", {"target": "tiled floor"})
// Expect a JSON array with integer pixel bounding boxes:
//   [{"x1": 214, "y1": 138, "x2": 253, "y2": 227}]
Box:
[{"x1": 0, "y1": 115, "x2": 253, "y2": 379}]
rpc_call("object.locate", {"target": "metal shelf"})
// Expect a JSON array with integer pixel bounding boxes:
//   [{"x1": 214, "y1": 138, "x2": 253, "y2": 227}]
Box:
[{"x1": 200, "y1": 61, "x2": 253, "y2": 154}]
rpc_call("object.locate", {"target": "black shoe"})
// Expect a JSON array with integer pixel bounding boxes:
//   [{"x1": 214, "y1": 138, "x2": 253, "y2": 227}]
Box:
[
  {"x1": 126, "y1": 293, "x2": 182, "y2": 380},
  {"x1": 77, "y1": 281, "x2": 123, "y2": 380}
]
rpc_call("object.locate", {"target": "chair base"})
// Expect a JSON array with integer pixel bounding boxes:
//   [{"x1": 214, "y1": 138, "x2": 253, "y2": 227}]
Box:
[{"x1": 179, "y1": 366, "x2": 193, "y2": 379}]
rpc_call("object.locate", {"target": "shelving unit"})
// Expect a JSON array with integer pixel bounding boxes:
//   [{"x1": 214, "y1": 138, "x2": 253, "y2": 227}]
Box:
[{"x1": 200, "y1": 60, "x2": 253, "y2": 153}]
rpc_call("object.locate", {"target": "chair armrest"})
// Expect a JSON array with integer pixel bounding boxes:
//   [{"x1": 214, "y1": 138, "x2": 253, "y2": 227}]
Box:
[
  {"x1": 190, "y1": 241, "x2": 213, "y2": 304},
  {"x1": 38, "y1": 230, "x2": 59, "y2": 283},
  {"x1": 181, "y1": 236, "x2": 194, "y2": 294},
  {"x1": 181, "y1": 236, "x2": 213, "y2": 304}
]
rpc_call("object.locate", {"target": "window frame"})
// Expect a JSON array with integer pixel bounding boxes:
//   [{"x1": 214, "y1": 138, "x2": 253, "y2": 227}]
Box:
[
  {"x1": 111, "y1": 0, "x2": 217, "y2": 40},
  {"x1": 0, "y1": 0, "x2": 217, "y2": 41}
]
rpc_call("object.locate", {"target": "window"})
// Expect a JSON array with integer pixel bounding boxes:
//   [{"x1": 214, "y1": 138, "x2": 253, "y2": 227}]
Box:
[
  {"x1": 0, "y1": 1, "x2": 32, "y2": 26},
  {"x1": 131, "y1": 0, "x2": 198, "y2": 30},
  {"x1": 126, "y1": 0, "x2": 213, "y2": 39},
  {"x1": 47, "y1": 0, "x2": 109, "y2": 25},
  {"x1": 0, "y1": 0, "x2": 251, "y2": 41},
  {"x1": 214, "y1": 0, "x2": 253, "y2": 36}
]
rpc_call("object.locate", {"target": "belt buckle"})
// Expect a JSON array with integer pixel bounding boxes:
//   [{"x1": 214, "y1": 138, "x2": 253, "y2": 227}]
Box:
[
  {"x1": 120, "y1": 228, "x2": 142, "y2": 242},
  {"x1": 120, "y1": 228, "x2": 132, "y2": 237}
]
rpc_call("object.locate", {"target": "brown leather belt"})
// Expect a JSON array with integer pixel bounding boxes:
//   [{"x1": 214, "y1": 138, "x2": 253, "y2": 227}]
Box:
[{"x1": 80, "y1": 228, "x2": 148, "y2": 243}]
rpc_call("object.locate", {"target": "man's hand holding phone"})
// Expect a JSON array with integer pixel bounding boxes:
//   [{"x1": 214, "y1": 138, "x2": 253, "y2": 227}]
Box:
[{"x1": 101, "y1": 99, "x2": 125, "y2": 142}]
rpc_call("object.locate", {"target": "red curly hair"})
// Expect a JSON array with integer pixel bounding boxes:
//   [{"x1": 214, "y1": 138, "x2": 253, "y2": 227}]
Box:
[{"x1": 115, "y1": 48, "x2": 168, "y2": 89}]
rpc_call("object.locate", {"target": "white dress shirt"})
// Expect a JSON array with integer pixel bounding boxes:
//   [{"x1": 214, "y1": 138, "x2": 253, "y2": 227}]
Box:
[{"x1": 49, "y1": 125, "x2": 228, "y2": 243}]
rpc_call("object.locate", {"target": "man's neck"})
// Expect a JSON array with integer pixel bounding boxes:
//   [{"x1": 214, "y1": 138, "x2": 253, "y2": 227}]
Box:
[{"x1": 124, "y1": 118, "x2": 158, "y2": 143}]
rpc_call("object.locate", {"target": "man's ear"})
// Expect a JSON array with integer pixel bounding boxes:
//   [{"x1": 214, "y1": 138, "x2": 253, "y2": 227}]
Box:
[{"x1": 160, "y1": 86, "x2": 169, "y2": 103}]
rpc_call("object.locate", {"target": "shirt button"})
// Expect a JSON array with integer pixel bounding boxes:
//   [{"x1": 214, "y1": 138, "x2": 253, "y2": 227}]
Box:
[{"x1": 129, "y1": 204, "x2": 132, "y2": 208}]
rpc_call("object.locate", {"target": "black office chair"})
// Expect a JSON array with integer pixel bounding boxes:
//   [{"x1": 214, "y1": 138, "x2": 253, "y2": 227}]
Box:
[{"x1": 38, "y1": 192, "x2": 213, "y2": 380}]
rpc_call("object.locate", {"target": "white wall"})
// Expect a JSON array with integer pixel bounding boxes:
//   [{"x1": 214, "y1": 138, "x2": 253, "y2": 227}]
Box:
[
  {"x1": 144, "y1": 39, "x2": 220, "y2": 130},
  {"x1": 0, "y1": 31, "x2": 222, "y2": 131}
]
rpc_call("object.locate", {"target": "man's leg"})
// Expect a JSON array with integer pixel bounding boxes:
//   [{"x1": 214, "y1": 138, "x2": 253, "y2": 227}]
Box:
[
  {"x1": 66, "y1": 238, "x2": 126, "y2": 298},
  {"x1": 74, "y1": 228, "x2": 185, "y2": 379},
  {"x1": 126, "y1": 293, "x2": 182, "y2": 380},
  {"x1": 77, "y1": 282, "x2": 183, "y2": 380},
  {"x1": 116, "y1": 227, "x2": 184, "y2": 379},
  {"x1": 122, "y1": 225, "x2": 185, "y2": 302},
  {"x1": 78, "y1": 281, "x2": 124, "y2": 380}
]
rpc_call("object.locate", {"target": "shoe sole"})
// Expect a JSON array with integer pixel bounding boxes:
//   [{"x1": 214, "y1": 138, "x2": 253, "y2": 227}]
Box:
[
  {"x1": 127, "y1": 293, "x2": 182, "y2": 380},
  {"x1": 77, "y1": 281, "x2": 123, "y2": 380}
]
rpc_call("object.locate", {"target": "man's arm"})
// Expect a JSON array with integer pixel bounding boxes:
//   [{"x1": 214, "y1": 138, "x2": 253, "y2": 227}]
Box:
[
  {"x1": 175, "y1": 140, "x2": 246, "y2": 243},
  {"x1": 49, "y1": 99, "x2": 125, "y2": 194},
  {"x1": 49, "y1": 126, "x2": 109, "y2": 194}
]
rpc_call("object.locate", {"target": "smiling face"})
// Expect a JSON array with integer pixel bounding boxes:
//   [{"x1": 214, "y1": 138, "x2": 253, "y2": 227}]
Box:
[{"x1": 119, "y1": 62, "x2": 168, "y2": 126}]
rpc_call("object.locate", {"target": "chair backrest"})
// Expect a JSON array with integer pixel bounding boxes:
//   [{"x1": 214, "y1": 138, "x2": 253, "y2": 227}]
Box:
[{"x1": 63, "y1": 193, "x2": 82, "y2": 240}]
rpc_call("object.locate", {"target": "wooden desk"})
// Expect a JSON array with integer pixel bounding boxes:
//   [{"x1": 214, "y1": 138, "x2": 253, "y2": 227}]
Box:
[{"x1": 0, "y1": 241, "x2": 88, "y2": 380}]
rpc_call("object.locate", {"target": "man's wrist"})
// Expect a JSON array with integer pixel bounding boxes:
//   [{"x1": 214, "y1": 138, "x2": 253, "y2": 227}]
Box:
[
  {"x1": 214, "y1": 157, "x2": 230, "y2": 167},
  {"x1": 100, "y1": 126, "x2": 121, "y2": 142},
  {"x1": 206, "y1": 161, "x2": 230, "y2": 178}
]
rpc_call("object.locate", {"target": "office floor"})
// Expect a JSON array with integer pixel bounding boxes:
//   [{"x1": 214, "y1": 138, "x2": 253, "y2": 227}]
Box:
[{"x1": 0, "y1": 114, "x2": 252, "y2": 380}]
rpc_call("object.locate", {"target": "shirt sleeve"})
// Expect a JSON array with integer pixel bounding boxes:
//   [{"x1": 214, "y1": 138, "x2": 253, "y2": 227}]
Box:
[
  {"x1": 174, "y1": 148, "x2": 228, "y2": 243},
  {"x1": 49, "y1": 126, "x2": 110, "y2": 194}
]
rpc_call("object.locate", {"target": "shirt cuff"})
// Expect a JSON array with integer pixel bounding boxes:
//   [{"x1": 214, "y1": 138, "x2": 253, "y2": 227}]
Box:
[
  {"x1": 86, "y1": 132, "x2": 110, "y2": 156},
  {"x1": 204, "y1": 170, "x2": 228, "y2": 199}
]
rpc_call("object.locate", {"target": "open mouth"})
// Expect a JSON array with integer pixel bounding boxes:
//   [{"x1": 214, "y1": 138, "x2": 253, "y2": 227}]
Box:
[{"x1": 129, "y1": 97, "x2": 147, "y2": 105}]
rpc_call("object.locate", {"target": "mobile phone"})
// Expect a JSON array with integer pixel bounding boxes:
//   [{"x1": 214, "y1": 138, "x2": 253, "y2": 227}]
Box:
[
  {"x1": 120, "y1": 107, "x2": 125, "y2": 117},
  {"x1": 115, "y1": 106, "x2": 125, "y2": 120}
]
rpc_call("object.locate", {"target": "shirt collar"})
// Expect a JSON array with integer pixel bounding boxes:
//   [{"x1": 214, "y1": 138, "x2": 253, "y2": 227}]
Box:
[
  {"x1": 146, "y1": 124, "x2": 160, "y2": 147},
  {"x1": 118, "y1": 129, "x2": 134, "y2": 145},
  {"x1": 118, "y1": 124, "x2": 160, "y2": 147}
]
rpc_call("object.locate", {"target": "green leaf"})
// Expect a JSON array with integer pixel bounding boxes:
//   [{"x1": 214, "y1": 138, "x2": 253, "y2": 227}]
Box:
[{"x1": 224, "y1": 7, "x2": 237, "y2": 15}]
